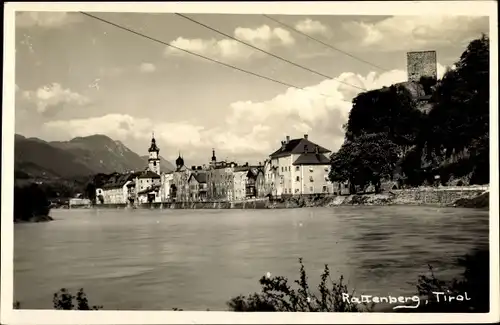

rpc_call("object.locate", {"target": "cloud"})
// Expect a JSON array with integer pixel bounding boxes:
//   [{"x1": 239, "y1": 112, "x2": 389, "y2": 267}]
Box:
[
  {"x1": 295, "y1": 19, "x2": 329, "y2": 36},
  {"x1": 16, "y1": 12, "x2": 83, "y2": 28},
  {"x1": 343, "y1": 15, "x2": 489, "y2": 51},
  {"x1": 21, "y1": 83, "x2": 90, "y2": 114},
  {"x1": 165, "y1": 25, "x2": 295, "y2": 61},
  {"x1": 41, "y1": 63, "x2": 450, "y2": 163},
  {"x1": 139, "y1": 63, "x2": 156, "y2": 73},
  {"x1": 43, "y1": 113, "x2": 272, "y2": 163}
]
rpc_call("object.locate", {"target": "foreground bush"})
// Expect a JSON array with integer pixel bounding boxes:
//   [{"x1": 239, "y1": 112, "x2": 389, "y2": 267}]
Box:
[
  {"x1": 227, "y1": 258, "x2": 371, "y2": 312},
  {"x1": 412, "y1": 248, "x2": 489, "y2": 312}
]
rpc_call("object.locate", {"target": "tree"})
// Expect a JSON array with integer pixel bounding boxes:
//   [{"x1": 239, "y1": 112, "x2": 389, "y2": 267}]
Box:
[
  {"x1": 14, "y1": 183, "x2": 51, "y2": 221},
  {"x1": 329, "y1": 133, "x2": 399, "y2": 193},
  {"x1": 345, "y1": 85, "x2": 424, "y2": 146},
  {"x1": 422, "y1": 34, "x2": 489, "y2": 184}
]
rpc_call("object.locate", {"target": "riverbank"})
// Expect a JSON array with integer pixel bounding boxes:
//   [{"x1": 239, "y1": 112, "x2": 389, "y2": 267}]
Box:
[
  {"x1": 65, "y1": 186, "x2": 489, "y2": 210},
  {"x1": 451, "y1": 191, "x2": 489, "y2": 209},
  {"x1": 14, "y1": 214, "x2": 53, "y2": 223}
]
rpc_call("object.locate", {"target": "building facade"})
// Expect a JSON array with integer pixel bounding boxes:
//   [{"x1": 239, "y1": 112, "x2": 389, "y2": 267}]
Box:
[
  {"x1": 171, "y1": 154, "x2": 199, "y2": 202},
  {"x1": 255, "y1": 168, "x2": 266, "y2": 198},
  {"x1": 268, "y1": 134, "x2": 334, "y2": 196},
  {"x1": 160, "y1": 172, "x2": 174, "y2": 201},
  {"x1": 188, "y1": 172, "x2": 208, "y2": 201}
]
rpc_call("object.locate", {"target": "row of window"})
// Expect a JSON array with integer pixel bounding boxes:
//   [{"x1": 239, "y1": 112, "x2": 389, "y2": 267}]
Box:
[
  {"x1": 282, "y1": 185, "x2": 330, "y2": 194},
  {"x1": 280, "y1": 166, "x2": 330, "y2": 173}
]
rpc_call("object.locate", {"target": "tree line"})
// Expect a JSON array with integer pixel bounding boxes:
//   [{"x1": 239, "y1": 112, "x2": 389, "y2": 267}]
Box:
[{"x1": 330, "y1": 35, "x2": 490, "y2": 192}]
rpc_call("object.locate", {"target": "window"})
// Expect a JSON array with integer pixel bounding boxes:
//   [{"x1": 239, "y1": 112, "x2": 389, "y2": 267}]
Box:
[
  {"x1": 309, "y1": 186, "x2": 313, "y2": 192},
  {"x1": 309, "y1": 167, "x2": 314, "y2": 172},
  {"x1": 323, "y1": 186, "x2": 327, "y2": 192},
  {"x1": 295, "y1": 189, "x2": 300, "y2": 193},
  {"x1": 281, "y1": 167, "x2": 284, "y2": 172},
  {"x1": 295, "y1": 166, "x2": 300, "y2": 171},
  {"x1": 153, "y1": 161, "x2": 157, "y2": 166},
  {"x1": 296, "y1": 176, "x2": 300, "y2": 182},
  {"x1": 309, "y1": 176, "x2": 314, "y2": 182},
  {"x1": 324, "y1": 176, "x2": 329, "y2": 181},
  {"x1": 324, "y1": 167, "x2": 329, "y2": 172}
]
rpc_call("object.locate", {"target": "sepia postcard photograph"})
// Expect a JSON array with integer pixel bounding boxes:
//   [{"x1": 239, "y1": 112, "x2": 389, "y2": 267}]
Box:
[{"x1": 1, "y1": 1, "x2": 499, "y2": 324}]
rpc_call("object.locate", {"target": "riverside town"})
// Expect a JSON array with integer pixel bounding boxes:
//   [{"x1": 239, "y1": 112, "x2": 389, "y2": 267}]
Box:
[{"x1": 9, "y1": 7, "x2": 493, "y2": 318}]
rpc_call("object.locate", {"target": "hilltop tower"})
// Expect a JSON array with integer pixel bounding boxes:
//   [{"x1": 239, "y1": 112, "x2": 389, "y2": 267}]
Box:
[
  {"x1": 148, "y1": 133, "x2": 160, "y2": 175},
  {"x1": 407, "y1": 50, "x2": 437, "y2": 82}
]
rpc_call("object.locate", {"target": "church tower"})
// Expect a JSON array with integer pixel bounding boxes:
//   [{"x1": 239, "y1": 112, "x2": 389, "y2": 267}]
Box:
[{"x1": 148, "y1": 133, "x2": 160, "y2": 175}]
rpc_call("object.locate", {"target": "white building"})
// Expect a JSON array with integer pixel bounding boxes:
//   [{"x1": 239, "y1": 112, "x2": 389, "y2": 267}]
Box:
[
  {"x1": 268, "y1": 134, "x2": 334, "y2": 195},
  {"x1": 160, "y1": 172, "x2": 175, "y2": 201},
  {"x1": 99, "y1": 173, "x2": 136, "y2": 204}
]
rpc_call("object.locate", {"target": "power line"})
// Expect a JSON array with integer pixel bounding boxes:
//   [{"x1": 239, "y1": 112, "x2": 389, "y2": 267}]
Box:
[
  {"x1": 79, "y1": 12, "x2": 350, "y2": 100},
  {"x1": 262, "y1": 14, "x2": 389, "y2": 72},
  {"x1": 175, "y1": 13, "x2": 367, "y2": 91}
]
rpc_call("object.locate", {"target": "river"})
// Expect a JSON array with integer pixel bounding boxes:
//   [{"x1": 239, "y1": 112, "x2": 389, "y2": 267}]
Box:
[{"x1": 14, "y1": 206, "x2": 489, "y2": 310}]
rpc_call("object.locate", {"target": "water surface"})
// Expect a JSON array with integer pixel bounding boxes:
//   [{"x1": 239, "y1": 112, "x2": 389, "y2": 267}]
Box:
[{"x1": 14, "y1": 206, "x2": 489, "y2": 310}]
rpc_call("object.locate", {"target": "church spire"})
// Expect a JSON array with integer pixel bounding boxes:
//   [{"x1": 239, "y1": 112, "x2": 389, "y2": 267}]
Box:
[
  {"x1": 211, "y1": 148, "x2": 217, "y2": 162},
  {"x1": 148, "y1": 132, "x2": 159, "y2": 153}
]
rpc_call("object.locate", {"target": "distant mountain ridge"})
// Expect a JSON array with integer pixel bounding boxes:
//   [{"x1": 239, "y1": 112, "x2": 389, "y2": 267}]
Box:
[{"x1": 14, "y1": 134, "x2": 175, "y2": 181}]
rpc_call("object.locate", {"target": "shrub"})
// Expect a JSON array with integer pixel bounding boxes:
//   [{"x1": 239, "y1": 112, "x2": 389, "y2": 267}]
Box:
[
  {"x1": 412, "y1": 248, "x2": 489, "y2": 312},
  {"x1": 53, "y1": 288, "x2": 103, "y2": 310},
  {"x1": 227, "y1": 258, "x2": 371, "y2": 312}
]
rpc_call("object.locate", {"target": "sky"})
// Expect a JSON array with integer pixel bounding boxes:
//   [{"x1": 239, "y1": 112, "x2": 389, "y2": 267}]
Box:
[{"x1": 14, "y1": 11, "x2": 489, "y2": 166}]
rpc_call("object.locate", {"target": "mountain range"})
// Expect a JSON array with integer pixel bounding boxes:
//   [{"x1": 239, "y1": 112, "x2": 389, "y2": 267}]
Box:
[{"x1": 14, "y1": 134, "x2": 175, "y2": 181}]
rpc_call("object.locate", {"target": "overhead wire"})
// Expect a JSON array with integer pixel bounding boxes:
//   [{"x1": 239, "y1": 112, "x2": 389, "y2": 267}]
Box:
[
  {"x1": 79, "y1": 12, "x2": 366, "y2": 100},
  {"x1": 174, "y1": 13, "x2": 367, "y2": 91},
  {"x1": 262, "y1": 14, "x2": 389, "y2": 73}
]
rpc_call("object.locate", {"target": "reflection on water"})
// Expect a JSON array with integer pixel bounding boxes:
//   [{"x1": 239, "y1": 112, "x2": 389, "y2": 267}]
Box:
[{"x1": 14, "y1": 206, "x2": 489, "y2": 310}]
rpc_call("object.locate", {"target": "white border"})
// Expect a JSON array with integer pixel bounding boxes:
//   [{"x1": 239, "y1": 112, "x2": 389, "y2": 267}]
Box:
[{"x1": 2, "y1": 1, "x2": 499, "y2": 324}]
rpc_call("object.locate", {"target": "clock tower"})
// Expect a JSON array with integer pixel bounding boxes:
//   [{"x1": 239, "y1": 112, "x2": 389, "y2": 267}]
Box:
[{"x1": 148, "y1": 133, "x2": 160, "y2": 175}]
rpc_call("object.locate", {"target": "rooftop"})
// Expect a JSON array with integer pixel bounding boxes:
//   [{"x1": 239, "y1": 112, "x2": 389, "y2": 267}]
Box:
[
  {"x1": 188, "y1": 172, "x2": 207, "y2": 184},
  {"x1": 138, "y1": 170, "x2": 161, "y2": 179},
  {"x1": 270, "y1": 135, "x2": 330, "y2": 158},
  {"x1": 292, "y1": 153, "x2": 331, "y2": 166}
]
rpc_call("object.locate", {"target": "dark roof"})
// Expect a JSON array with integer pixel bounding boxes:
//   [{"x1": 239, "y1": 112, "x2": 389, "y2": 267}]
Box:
[
  {"x1": 138, "y1": 184, "x2": 161, "y2": 195},
  {"x1": 292, "y1": 153, "x2": 331, "y2": 166},
  {"x1": 188, "y1": 172, "x2": 207, "y2": 184},
  {"x1": 138, "y1": 170, "x2": 160, "y2": 179},
  {"x1": 246, "y1": 167, "x2": 260, "y2": 177},
  {"x1": 102, "y1": 173, "x2": 136, "y2": 189},
  {"x1": 270, "y1": 138, "x2": 330, "y2": 158}
]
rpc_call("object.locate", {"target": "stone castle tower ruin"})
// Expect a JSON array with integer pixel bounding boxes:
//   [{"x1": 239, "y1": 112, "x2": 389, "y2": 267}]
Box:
[{"x1": 407, "y1": 50, "x2": 437, "y2": 82}]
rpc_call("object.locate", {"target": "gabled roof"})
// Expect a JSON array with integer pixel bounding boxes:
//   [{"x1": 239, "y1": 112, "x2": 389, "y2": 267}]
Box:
[
  {"x1": 188, "y1": 172, "x2": 207, "y2": 184},
  {"x1": 138, "y1": 170, "x2": 161, "y2": 179},
  {"x1": 292, "y1": 153, "x2": 331, "y2": 166},
  {"x1": 270, "y1": 138, "x2": 330, "y2": 158},
  {"x1": 102, "y1": 173, "x2": 136, "y2": 189},
  {"x1": 138, "y1": 184, "x2": 161, "y2": 195}
]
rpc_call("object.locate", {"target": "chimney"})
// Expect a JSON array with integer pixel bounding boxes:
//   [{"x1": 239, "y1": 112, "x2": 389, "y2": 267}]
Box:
[
  {"x1": 281, "y1": 140, "x2": 286, "y2": 150},
  {"x1": 304, "y1": 134, "x2": 308, "y2": 140},
  {"x1": 286, "y1": 135, "x2": 290, "y2": 143},
  {"x1": 191, "y1": 166, "x2": 196, "y2": 170},
  {"x1": 259, "y1": 161, "x2": 262, "y2": 166}
]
